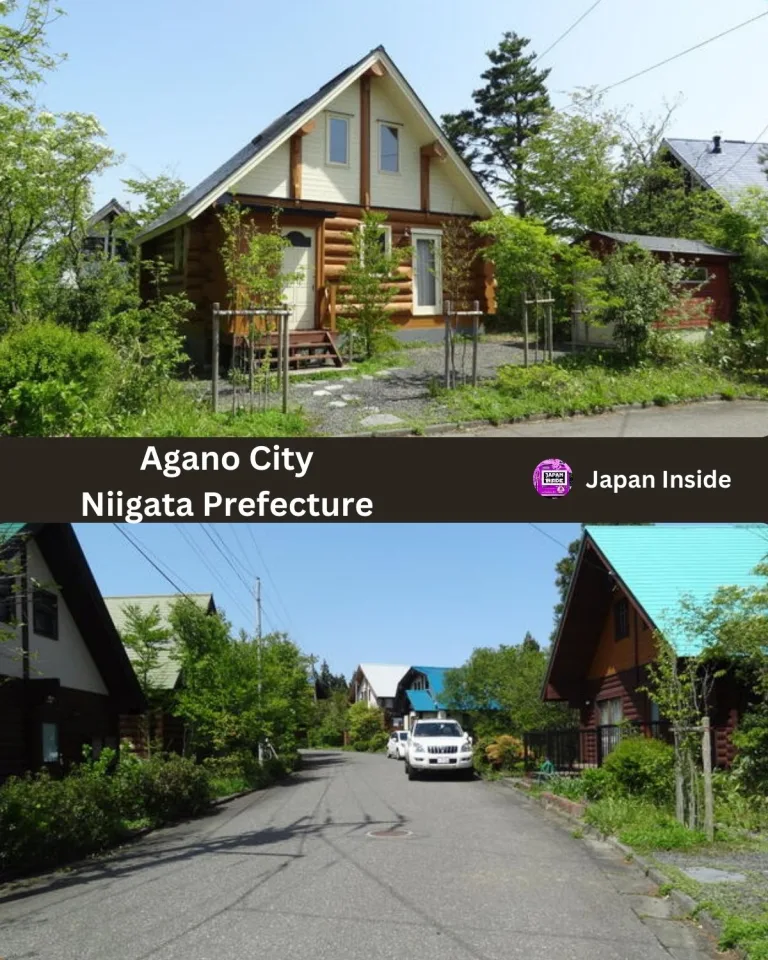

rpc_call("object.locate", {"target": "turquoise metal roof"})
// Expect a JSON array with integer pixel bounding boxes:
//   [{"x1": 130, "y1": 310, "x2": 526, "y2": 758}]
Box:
[
  {"x1": 406, "y1": 689, "x2": 437, "y2": 711},
  {"x1": 412, "y1": 666, "x2": 449, "y2": 697},
  {"x1": 585, "y1": 524, "x2": 768, "y2": 656},
  {"x1": 0, "y1": 523, "x2": 28, "y2": 545}
]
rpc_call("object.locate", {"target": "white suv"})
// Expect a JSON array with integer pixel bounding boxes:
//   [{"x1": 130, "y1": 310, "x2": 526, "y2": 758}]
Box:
[{"x1": 403, "y1": 720, "x2": 474, "y2": 780}]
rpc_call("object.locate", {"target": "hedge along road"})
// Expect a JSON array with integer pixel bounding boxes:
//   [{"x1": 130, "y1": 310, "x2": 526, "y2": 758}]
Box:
[
  {"x1": 434, "y1": 399, "x2": 768, "y2": 437},
  {"x1": 0, "y1": 752, "x2": 725, "y2": 960}
]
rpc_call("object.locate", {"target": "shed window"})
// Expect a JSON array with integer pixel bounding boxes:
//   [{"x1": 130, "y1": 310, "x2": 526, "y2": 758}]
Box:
[
  {"x1": 680, "y1": 266, "x2": 708, "y2": 284},
  {"x1": 33, "y1": 588, "x2": 58, "y2": 640},
  {"x1": 173, "y1": 226, "x2": 187, "y2": 271},
  {"x1": 327, "y1": 114, "x2": 349, "y2": 165},
  {"x1": 379, "y1": 123, "x2": 400, "y2": 173},
  {"x1": 613, "y1": 598, "x2": 629, "y2": 641}
]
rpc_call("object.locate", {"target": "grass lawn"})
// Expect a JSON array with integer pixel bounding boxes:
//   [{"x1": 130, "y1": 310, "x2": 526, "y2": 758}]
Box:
[{"x1": 437, "y1": 358, "x2": 768, "y2": 426}]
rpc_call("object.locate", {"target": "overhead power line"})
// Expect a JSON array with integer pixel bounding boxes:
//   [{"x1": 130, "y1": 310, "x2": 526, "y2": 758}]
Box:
[
  {"x1": 112, "y1": 524, "x2": 193, "y2": 599},
  {"x1": 534, "y1": 0, "x2": 604, "y2": 64},
  {"x1": 243, "y1": 525, "x2": 296, "y2": 632},
  {"x1": 707, "y1": 120, "x2": 768, "y2": 186},
  {"x1": 597, "y1": 10, "x2": 768, "y2": 94},
  {"x1": 172, "y1": 524, "x2": 253, "y2": 624}
]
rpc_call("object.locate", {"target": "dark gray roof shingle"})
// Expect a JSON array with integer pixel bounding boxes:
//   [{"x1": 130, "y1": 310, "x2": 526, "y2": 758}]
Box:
[
  {"x1": 135, "y1": 47, "x2": 384, "y2": 243},
  {"x1": 588, "y1": 231, "x2": 737, "y2": 257},
  {"x1": 663, "y1": 137, "x2": 768, "y2": 200}
]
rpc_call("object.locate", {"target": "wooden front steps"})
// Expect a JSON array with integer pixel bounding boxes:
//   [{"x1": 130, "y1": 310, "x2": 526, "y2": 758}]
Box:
[{"x1": 240, "y1": 330, "x2": 343, "y2": 370}]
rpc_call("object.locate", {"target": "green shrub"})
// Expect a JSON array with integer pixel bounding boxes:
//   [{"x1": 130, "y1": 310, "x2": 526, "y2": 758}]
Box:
[
  {"x1": 579, "y1": 766, "x2": 611, "y2": 801},
  {"x1": 138, "y1": 755, "x2": 211, "y2": 822},
  {"x1": 584, "y1": 796, "x2": 704, "y2": 850},
  {"x1": 367, "y1": 731, "x2": 390, "y2": 752},
  {"x1": 352, "y1": 740, "x2": 370, "y2": 752},
  {"x1": 732, "y1": 707, "x2": 768, "y2": 795},
  {"x1": 601, "y1": 735, "x2": 675, "y2": 805},
  {"x1": 484, "y1": 734, "x2": 524, "y2": 772},
  {"x1": 0, "y1": 322, "x2": 117, "y2": 435}
]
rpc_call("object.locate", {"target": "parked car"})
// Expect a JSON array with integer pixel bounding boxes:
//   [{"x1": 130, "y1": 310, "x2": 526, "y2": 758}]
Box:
[
  {"x1": 403, "y1": 719, "x2": 474, "y2": 780},
  {"x1": 386, "y1": 732, "x2": 400, "y2": 758},
  {"x1": 395, "y1": 730, "x2": 408, "y2": 759}
]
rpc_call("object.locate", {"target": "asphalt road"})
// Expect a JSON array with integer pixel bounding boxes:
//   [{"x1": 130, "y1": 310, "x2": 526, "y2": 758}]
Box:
[
  {"x1": 0, "y1": 751, "x2": 722, "y2": 960},
  {"x1": 434, "y1": 400, "x2": 768, "y2": 437}
]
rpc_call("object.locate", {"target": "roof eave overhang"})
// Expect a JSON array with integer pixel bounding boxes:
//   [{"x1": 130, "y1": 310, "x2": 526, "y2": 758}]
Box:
[{"x1": 133, "y1": 212, "x2": 192, "y2": 248}]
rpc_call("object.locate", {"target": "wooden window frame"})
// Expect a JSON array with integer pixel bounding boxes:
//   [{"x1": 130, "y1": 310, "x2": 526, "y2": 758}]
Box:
[
  {"x1": 679, "y1": 265, "x2": 709, "y2": 285},
  {"x1": 42, "y1": 721, "x2": 60, "y2": 764},
  {"x1": 326, "y1": 113, "x2": 350, "y2": 167},
  {"x1": 33, "y1": 588, "x2": 58, "y2": 641},
  {"x1": 411, "y1": 228, "x2": 442, "y2": 316},
  {"x1": 613, "y1": 597, "x2": 629, "y2": 641},
  {"x1": 0, "y1": 575, "x2": 14, "y2": 624},
  {"x1": 378, "y1": 121, "x2": 400, "y2": 175},
  {"x1": 358, "y1": 223, "x2": 392, "y2": 267}
]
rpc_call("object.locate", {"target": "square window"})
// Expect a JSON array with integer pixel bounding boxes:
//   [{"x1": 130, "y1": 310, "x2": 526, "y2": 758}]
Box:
[
  {"x1": 359, "y1": 224, "x2": 392, "y2": 267},
  {"x1": 42, "y1": 722, "x2": 59, "y2": 764},
  {"x1": 613, "y1": 598, "x2": 629, "y2": 641},
  {"x1": 33, "y1": 588, "x2": 58, "y2": 640},
  {"x1": 327, "y1": 115, "x2": 349, "y2": 165},
  {"x1": 379, "y1": 123, "x2": 399, "y2": 173}
]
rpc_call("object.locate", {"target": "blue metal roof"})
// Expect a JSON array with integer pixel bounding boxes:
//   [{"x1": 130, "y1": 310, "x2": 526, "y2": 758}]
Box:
[
  {"x1": 0, "y1": 523, "x2": 27, "y2": 544},
  {"x1": 412, "y1": 666, "x2": 449, "y2": 697},
  {"x1": 406, "y1": 689, "x2": 438, "y2": 711},
  {"x1": 585, "y1": 524, "x2": 768, "y2": 656}
]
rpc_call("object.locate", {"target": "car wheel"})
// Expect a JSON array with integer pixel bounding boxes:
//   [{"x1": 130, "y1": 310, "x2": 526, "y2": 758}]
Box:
[
  {"x1": 463, "y1": 768, "x2": 475, "y2": 780},
  {"x1": 407, "y1": 762, "x2": 418, "y2": 781}
]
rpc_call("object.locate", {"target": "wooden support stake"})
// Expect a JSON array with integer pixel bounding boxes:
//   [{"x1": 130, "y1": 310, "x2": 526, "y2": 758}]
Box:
[
  {"x1": 212, "y1": 302, "x2": 220, "y2": 413},
  {"x1": 522, "y1": 293, "x2": 529, "y2": 368},
  {"x1": 282, "y1": 314, "x2": 289, "y2": 415},
  {"x1": 444, "y1": 300, "x2": 452, "y2": 389},
  {"x1": 472, "y1": 300, "x2": 479, "y2": 387},
  {"x1": 702, "y1": 717, "x2": 714, "y2": 842}
]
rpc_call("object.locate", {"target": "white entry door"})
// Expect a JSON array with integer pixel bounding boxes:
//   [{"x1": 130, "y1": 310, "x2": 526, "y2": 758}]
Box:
[{"x1": 281, "y1": 227, "x2": 315, "y2": 330}]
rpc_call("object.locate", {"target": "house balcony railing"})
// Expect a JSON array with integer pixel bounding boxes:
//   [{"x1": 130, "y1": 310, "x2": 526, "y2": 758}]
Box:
[{"x1": 523, "y1": 722, "x2": 675, "y2": 773}]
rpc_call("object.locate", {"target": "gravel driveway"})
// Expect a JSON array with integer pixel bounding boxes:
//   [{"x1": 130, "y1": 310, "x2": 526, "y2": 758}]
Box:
[{"x1": 201, "y1": 338, "x2": 563, "y2": 435}]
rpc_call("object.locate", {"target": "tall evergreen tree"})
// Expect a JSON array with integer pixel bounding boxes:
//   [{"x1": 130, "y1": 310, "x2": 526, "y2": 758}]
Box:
[{"x1": 441, "y1": 32, "x2": 552, "y2": 217}]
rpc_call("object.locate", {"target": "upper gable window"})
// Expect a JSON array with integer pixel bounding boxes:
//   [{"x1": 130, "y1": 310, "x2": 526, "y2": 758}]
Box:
[
  {"x1": 379, "y1": 123, "x2": 400, "y2": 173},
  {"x1": 327, "y1": 114, "x2": 349, "y2": 166},
  {"x1": 33, "y1": 588, "x2": 58, "y2": 641},
  {"x1": 613, "y1": 598, "x2": 629, "y2": 641}
]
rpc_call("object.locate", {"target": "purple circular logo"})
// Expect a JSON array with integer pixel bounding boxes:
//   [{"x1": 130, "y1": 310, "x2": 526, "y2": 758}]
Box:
[{"x1": 533, "y1": 459, "x2": 572, "y2": 498}]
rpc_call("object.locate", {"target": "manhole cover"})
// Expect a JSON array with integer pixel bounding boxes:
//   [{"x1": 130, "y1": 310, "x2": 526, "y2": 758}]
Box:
[{"x1": 367, "y1": 828, "x2": 413, "y2": 839}]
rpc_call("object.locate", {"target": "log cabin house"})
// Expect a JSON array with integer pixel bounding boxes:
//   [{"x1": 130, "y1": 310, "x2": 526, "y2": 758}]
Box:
[
  {"x1": 103, "y1": 592, "x2": 217, "y2": 756},
  {"x1": 0, "y1": 524, "x2": 145, "y2": 782},
  {"x1": 534, "y1": 524, "x2": 768, "y2": 771},
  {"x1": 133, "y1": 45, "x2": 497, "y2": 371}
]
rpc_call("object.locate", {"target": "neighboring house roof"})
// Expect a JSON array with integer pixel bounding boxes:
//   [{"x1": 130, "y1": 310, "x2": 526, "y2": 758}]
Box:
[
  {"x1": 103, "y1": 593, "x2": 215, "y2": 690},
  {"x1": 134, "y1": 44, "x2": 496, "y2": 245},
  {"x1": 585, "y1": 524, "x2": 768, "y2": 656},
  {"x1": 355, "y1": 663, "x2": 410, "y2": 699},
  {"x1": 87, "y1": 198, "x2": 126, "y2": 231},
  {"x1": 406, "y1": 689, "x2": 439, "y2": 712},
  {"x1": 412, "y1": 665, "x2": 449, "y2": 698},
  {"x1": 663, "y1": 137, "x2": 768, "y2": 201},
  {"x1": 585, "y1": 231, "x2": 737, "y2": 258},
  {"x1": 0, "y1": 524, "x2": 146, "y2": 713}
]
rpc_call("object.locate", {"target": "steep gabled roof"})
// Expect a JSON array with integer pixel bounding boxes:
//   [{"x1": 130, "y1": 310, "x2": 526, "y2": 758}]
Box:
[
  {"x1": 87, "y1": 198, "x2": 126, "y2": 230},
  {"x1": 543, "y1": 524, "x2": 768, "y2": 701},
  {"x1": 134, "y1": 45, "x2": 496, "y2": 245},
  {"x1": 663, "y1": 138, "x2": 768, "y2": 201},
  {"x1": 0, "y1": 524, "x2": 146, "y2": 713},
  {"x1": 354, "y1": 662, "x2": 410, "y2": 699},
  {"x1": 103, "y1": 593, "x2": 216, "y2": 690}
]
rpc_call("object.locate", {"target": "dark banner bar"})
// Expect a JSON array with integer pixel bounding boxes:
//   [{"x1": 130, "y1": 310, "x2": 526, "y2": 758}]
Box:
[{"x1": 0, "y1": 438, "x2": 764, "y2": 523}]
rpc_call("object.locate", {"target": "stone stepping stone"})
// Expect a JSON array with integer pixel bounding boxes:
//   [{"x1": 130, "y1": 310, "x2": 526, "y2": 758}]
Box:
[
  {"x1": 360, "y1": 413, "x2": 404, "y2": 427},
  {"x1": 681, "y1": 866, "x2": 746, "y2": 884},
  {"x1": 374, "y1": 370, "x2": 392, "y2": 377},
  {"x1": 326, "y1": 384, "x2": 344, "y2": 392},
  {"x1": 362, "y1": 405, "x2": 380, "y2": 413},
  {"x1": 341, "y1": 394, "x2": 359, "y2": 402},
  {"x1": 329, "y1": 400, "x2": 347, "y2": 408},
  {"x1": 313, "y1": 389, "x2": 331, "y2": 397},
  {"x1": 293, "y1": 382, "x2": 316, "y2": 389},
  {"x1": 361, "y1": 374, "x2": 375, "y2": 380}
]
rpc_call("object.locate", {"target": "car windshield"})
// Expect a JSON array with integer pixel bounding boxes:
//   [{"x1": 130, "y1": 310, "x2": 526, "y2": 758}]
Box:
[
  {"x1": 413, "y1": 722, "x2": 462, "y2": 738},
  {"x1": 398, "y1": 732, "x2": 408, "y2": 741}
]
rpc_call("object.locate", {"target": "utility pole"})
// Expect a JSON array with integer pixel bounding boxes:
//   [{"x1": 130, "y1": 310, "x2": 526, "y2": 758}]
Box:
[{"x1": 256, "y1": 577, "x2": 264, "y2": 765}]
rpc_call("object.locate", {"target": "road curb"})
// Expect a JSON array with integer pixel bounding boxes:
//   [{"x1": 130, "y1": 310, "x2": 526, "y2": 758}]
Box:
[
  {"x1": 340, "y1": 394, "x2": 768, "y2": 438},
  {"x1": 500, "y1": 778, "x2": 745, "y2": 958}
]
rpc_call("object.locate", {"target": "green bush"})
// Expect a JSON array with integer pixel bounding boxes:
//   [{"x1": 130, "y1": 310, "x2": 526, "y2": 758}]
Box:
[
  {"x1": 367, "y1": 731, "x2": 390, "y2": 752},
  {"x1": 139, "y1": 755, "x2": 211, "y2": 823},
  {"x1": 601, "y1": 735, "x2": 675, "y2": 805},
  {"x1": 584, "y1": 796, "x2": 704, "y2": 851},
  {"x1": 484, "y1": 734, "x2": 524, "y2": 773},
  {"x1": 732, "y1": 707, "x2": 768, "y2": 795},
  {"x1": 0, "y1": 322, "x2": 117, "y2": 435},
  {"x1": 579, "y1": 766, "x2": 611, "y2": 801}
]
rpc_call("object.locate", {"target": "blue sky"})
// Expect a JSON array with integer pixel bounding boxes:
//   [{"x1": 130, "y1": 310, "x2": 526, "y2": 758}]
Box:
[
  {"x1": 73, "y1": 523, "x2": 581, "y2": 678},
  {"x1": 36, "y1": 0, "x2": 768, "y2": 210}
]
